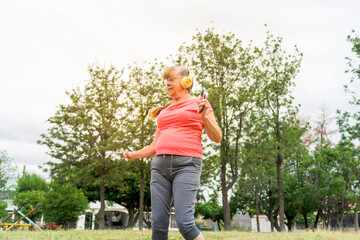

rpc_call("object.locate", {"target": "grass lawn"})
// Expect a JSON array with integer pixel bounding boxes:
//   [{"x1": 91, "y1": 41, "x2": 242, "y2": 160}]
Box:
[{"x1": 1, "y1": 230, "x2": 360, "y2": 240}]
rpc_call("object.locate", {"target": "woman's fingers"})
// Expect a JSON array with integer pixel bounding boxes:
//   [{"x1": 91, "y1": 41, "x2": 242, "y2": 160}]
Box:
[
  {"x1": 123, "y1": 150, "x2": 129, "y2": 159},
  {"x1": 198, "y1": 99, "x2": 209, "y2": 110}
]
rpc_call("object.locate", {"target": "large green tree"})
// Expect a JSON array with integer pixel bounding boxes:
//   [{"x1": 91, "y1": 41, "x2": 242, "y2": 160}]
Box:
[
  {"x1": 175, "y1": 27, "x2": 263, "y2": 231},
  {"x1": 38, "y1": 65, "x2": 127, "y2": 229},
  {"x1": 176, "y1": 27, "x2": 302, "y2": 231},
  {"x1": 311, "y1": 143, "x2": 358, "y2": 230},
  {"x1": 121, "y1": 61, "x2": 167, "y2": 229}
]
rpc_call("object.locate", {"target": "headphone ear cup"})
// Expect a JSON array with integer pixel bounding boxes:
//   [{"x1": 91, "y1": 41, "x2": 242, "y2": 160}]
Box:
[{"x1": 181, "y1": 76, "x2": 192, "y2": 89}]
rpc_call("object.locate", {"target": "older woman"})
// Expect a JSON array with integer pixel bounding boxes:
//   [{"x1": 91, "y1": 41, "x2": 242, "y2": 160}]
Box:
[{"x1": 123, "y1": 66, "x2": 222, "y2": 240}]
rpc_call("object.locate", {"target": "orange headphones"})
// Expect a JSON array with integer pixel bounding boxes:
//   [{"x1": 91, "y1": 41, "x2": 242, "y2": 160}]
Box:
[{"x1": 180, "y1": 76, "x2": 193, "y2": 89}]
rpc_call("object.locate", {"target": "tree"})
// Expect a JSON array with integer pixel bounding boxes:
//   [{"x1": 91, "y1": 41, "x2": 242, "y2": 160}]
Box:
[
  {"x1": 0, "y1": 150, "x2": 17, "y2": 191},
  {"x1": 12, "y1": 173, "x2": 49, "y2": 220},
  {"x1": 112, "y1": 169, "x2": 152, "y2": 228},
  {"x1": 234, "y1": 111, "x2": 276, "y2": 232},
  {"x1": 196, "y1": 192, "x2": 223, "y2": 231},
  {"x1": 337, "y1": 30, "x2": 360, "y2": 142},
  {"x1": 175, "y1": 27, "x2": 264, "y2": 231},
  {"x1": 80, "y1": 163, "x2": 152, "y2": 229},
  {"x1": 196, "y1": 191, "x2": 237, "y2": 231},
  {"x1": 13, "y1": 190, "x2": 45, "y2": 220},
  {"x1": 43, "y1": 183, "x2": 88, "y2": 228},
  {"x1": 309, "y1": 142, "x2": 359, "y2": 231},
  {"x1": 258, "y1": 30, "x2": 302, "y2": 231},
  {"x1": 121, "y1": 61, "x2": 167, "y2": 229},
  {"x1": 312, "y1": 106, "x2": 336, "y2": 151},
  {"x1": 16, "y1": 173, "x2": 49, "y2": 193},
  {"x1": 38, "y1": 64, "x2": 127, "y2": 229},
  {"x1": 337, "y1": 30, "x2": 360, "y2": 231}
]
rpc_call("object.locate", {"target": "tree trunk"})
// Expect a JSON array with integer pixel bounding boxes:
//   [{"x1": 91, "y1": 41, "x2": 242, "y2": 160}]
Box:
[
  {"x1": 276, "y1": 153, "x2": 285, "y2": 232},
  {"x1": 217, "y1": 221, "x2": 222, "y2": 231},
  {"x1": 139, "y1": 165, "x2": 144, "y2": 230},
  {"x1": 133, "y1": 211, "x2": 140, "y2": 227},
  {"x1": 303, "y1": 213, "x2": 309, "y2": 230},
  {"x1": 127, "y1": 206, "x2": 134, "y2": 228},
  {"x1": 339, "y1": 210, "x2": 344, "y2": 231},
  {"x1": 287, "y1": 218, "x2": 293, "y2": 232},
  {"x1": 221, "y1": 160, "x2": 231, "y2": 231},
  {"x1": 268, "y1": 182, "x2": 274, "y2": 232},
  {"x1": 99, "y1": 177, "x2": 106, "y2": 230},
  {"x1": 221, "y1": 182, "x2": 231, "y2": 231},
  {"x1": 355, "y1": 210, "x2": 359, "y2": 232},
  {"x1": 255, "y1": 186, "x2": 260, "y2": 232},
  {"x1": 313, "y1": 210, "x2": 321, "y2": 229},
  {"x1": 273, "y1": 215, "x2": 281, "y2": 232}
]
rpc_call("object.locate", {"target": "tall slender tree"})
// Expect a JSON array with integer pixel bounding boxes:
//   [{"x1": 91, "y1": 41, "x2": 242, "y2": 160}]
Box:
[
  {"x1": 121, "y1": 61, "x2": 167, "y2": 229},
  {"x1": 258, "y1": 31, "x2": 303, "y2": 231}
]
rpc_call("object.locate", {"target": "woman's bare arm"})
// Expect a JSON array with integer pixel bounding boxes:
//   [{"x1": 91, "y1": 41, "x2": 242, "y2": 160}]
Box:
[
  {"x1": 202, "y1": 111, "x2": 222, "y2": 143},
  {"x1": 198, "y1": 99, "x2": 222, "y2": 143},
  {"x1": 123, "y1": 128, "x2": 160, "y2": 160}
]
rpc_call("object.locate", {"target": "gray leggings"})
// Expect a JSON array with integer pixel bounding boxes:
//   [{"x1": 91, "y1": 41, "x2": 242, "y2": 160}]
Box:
[{"x1": 150, "y1": 155, "x2": 202, "y2": 240}]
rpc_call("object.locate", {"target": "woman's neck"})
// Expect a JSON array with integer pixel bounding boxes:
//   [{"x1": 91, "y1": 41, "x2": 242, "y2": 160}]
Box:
[{"x1": 171, "y1": 92, "x2": 193, "y2": 104}]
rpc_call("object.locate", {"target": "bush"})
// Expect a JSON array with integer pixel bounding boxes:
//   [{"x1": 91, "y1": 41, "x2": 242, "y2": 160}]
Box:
[{"x1": 43, "y1": 183, "x2": 88, "y2": 227}]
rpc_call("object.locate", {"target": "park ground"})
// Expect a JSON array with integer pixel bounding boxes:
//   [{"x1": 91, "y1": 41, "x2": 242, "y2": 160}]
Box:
[{"x1": 1, "y1": 230, "x2": 360, "y2": 240}]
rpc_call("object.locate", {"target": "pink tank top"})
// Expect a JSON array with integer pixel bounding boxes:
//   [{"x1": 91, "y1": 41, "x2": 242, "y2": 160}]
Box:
[{"x1": 155, "y1": 98, "x2": 213, "y2": 158}]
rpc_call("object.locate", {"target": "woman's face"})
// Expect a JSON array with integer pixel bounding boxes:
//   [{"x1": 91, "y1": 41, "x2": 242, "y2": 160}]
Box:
[{"x1": 165, "y1": 71, "x2": 186, "y2": 98}]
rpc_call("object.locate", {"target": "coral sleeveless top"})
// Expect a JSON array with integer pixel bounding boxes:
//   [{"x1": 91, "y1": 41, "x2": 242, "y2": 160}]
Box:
[{"x1": 155, "y1": 98, "x2": 213, "y2": 159}]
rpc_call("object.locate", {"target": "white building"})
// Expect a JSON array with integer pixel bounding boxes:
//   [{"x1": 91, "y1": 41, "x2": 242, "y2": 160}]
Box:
[{"x1": 76, "y1": 201, "x2": 129, "y2": 230}]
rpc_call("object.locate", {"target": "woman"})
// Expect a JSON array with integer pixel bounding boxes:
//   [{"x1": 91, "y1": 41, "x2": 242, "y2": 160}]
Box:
[{"x1": 123, "y1": 66, "x2": 222, "y2": 240}]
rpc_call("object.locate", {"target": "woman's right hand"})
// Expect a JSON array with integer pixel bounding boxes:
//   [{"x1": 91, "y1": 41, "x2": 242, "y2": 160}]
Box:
[{"x1": 123, "y1": 150, "x2": 133, "y2": 160}]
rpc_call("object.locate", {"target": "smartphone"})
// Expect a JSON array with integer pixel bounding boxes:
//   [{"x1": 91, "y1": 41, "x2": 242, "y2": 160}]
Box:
[{"x1": 199, "y1": 89, "x2": 206, "y2": 113}]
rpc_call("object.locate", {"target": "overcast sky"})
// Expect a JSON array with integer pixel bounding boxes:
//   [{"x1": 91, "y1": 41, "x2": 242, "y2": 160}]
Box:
[{"x1": 1, "y1": 0, "x2": 359, "y2": 179}]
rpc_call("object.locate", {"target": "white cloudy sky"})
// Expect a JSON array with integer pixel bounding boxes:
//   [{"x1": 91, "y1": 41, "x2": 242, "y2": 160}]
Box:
[{"x1": 1, "y1": 0, "x2": 359, "y2": 179}]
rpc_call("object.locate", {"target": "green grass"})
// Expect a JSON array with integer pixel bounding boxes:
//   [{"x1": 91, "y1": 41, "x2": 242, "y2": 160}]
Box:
[{"x1": 1, "y1": 230, "x2": 360, "y2": 240}]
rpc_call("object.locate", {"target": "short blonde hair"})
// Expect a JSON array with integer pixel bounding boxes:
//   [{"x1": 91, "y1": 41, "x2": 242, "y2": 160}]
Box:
[
  {"x1": 149, "y1": 66, "x2": 193, "y2": 120},
  {"x1": 162, "y1": 66, "x2": 193, "y2": 93}
]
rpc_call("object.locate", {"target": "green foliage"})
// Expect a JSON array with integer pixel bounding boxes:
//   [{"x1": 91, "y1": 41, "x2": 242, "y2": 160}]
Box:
[
  {"x1": 38, "y1": 64, "x2": 129, "y2": 229},
  {"x1": 38, "y1": 65, "x2": 126, "y2": 186},
  {"x1": 175, "y1": 26, "x2": 303, "y2": 231},
  {"x1": 0, "y1": 150, "x2": 17, "y2": 191},
  {"x1": 42, "y1": 183, "x2": 88, "y2": 226},
  {"x1": 16, "y1": 173, "x2": 49, "y2": 193},
  {"x1": 123, "y1": 61, "x2": 168, "y2": 151},
  {"x1": 80, "y1": 162, "x2": 151, "y2": 228},
  {"x1": 176, "y1": 26, "x2": 266, "y2": 230},
  {"x1": 196, "y1": 192, "x2": 224, "y2": 230},
  {"x1": 13, "y1": 190, "x2": 45, "y2": 220},
  {"x1": 12, "y1": 173, "x2": 49, "y2": 220},
  {"x1": 0, "y1": 199, "x2": 8, "y2": 220},
  {"x1": 337, "y1": 30, "x2": 360, "y2": 141}
]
